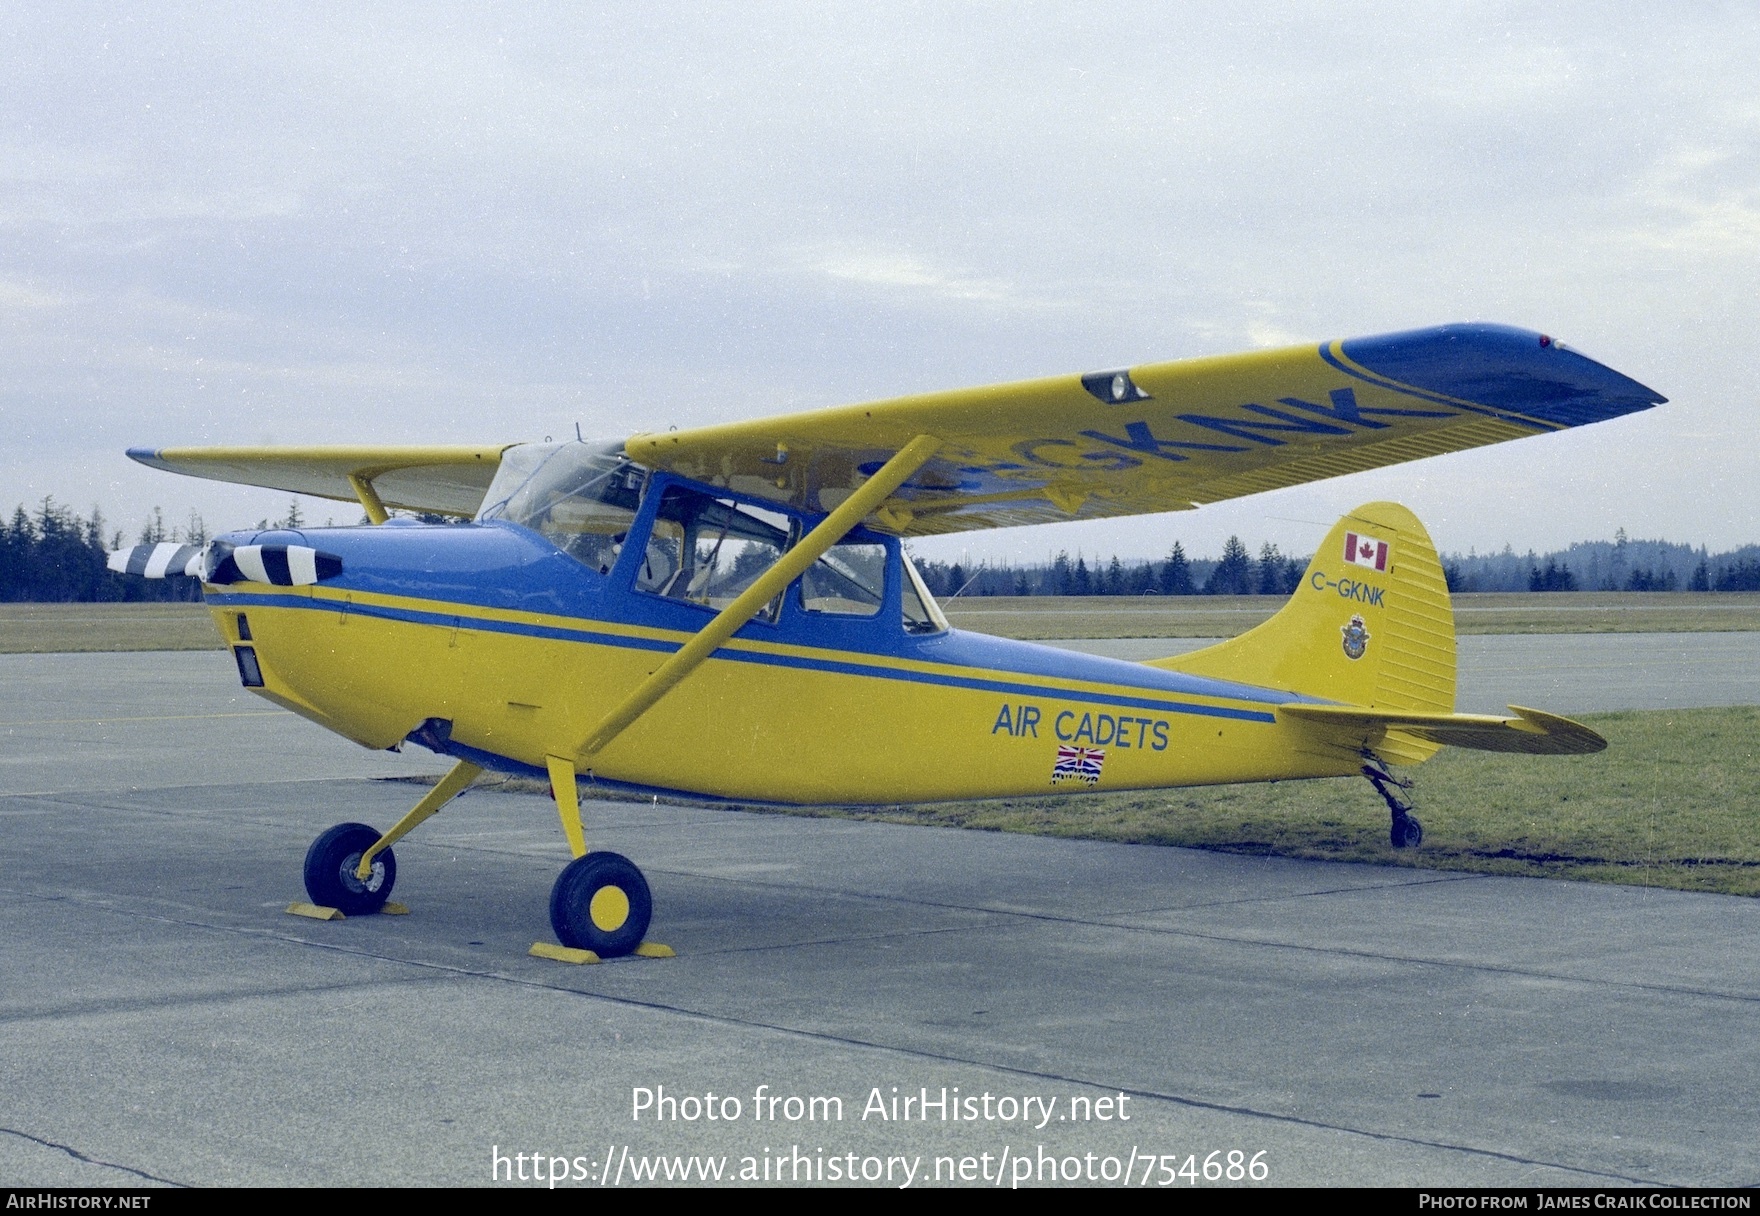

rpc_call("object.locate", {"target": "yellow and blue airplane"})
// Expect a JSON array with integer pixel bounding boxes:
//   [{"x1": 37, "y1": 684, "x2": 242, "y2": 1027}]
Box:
[{"x1": 112, "y1": 323, "x2": 1662, "y2": 959}]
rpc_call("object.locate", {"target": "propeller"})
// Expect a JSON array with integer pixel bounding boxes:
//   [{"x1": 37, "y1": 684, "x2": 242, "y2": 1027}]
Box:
[
  {"x1": 106, "y1": 541, "x2": 204, "y2": 578},
  {"x1": 106, "y1": 541, "x2": 343, "y2": 585}
]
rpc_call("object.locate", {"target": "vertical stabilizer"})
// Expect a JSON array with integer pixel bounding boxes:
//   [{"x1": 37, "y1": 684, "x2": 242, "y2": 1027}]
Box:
[{"x1": 1149, "y1": 502, "x2": 1455, "y2": 759}]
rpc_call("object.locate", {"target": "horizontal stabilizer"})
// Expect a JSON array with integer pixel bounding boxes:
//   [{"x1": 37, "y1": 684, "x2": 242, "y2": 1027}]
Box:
[
  {"x1": 107, "y1": 542, "x2": 204, "y2": 578},
  {"x1": 1279, "y1": 703, "x2": 1606, "y2": 756}
]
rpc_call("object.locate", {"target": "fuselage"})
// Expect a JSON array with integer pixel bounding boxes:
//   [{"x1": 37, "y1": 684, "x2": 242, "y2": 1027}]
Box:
[{"x1": 202, "y1": 470, "x2": 1356, "y2": 805}]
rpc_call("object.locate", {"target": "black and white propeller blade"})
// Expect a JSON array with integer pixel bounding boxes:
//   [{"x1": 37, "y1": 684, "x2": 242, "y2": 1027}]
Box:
[
  {"x1": 106, "y1": 541, "x2": 344, "y2": 585},
  {"x1": 211, "y1": 544, "x2": 342, "y2": 586},
  {"x1": 106, "y1": 542, "x2": 204, "y2": 578}
]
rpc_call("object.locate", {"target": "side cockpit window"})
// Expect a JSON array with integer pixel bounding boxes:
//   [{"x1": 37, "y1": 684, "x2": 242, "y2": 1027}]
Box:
[
  {"x1": 477, "y1": 441, "x2": 645, "y2": 575},
  {"x1": 483, "y1": 445, "x2": 950, "y2": 638},
  {"x1": 636, "y1": 485, "x2": 794, "y2": 620}
]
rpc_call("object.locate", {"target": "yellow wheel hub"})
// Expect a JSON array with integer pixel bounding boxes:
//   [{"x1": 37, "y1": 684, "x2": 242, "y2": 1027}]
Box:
[{"x1": 589, "y1": 884, "x2": 630, "y2": 932}]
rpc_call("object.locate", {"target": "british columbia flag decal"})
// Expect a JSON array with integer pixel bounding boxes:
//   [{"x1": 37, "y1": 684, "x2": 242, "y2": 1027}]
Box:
[
  {"x1": 1343, "y1": 531, "x2": 1389, "y2": 572},
  {"x1": 1052, "y1": 745, "x2": 1105, "y2": 786}
]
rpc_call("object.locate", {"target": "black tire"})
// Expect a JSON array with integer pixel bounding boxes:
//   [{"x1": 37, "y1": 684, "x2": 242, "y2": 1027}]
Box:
[
  {"x1": 303, "y1": 822, "x2": 396, "y2": 915},
  {"x1": 549, "y1": 852, "x2": 651, "y2": 957},
  {"x1": 1391, "y1": 815, "x2": 1424, "y2": 850}
]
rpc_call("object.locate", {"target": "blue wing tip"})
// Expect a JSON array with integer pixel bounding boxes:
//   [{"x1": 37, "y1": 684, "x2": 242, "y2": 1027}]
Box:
[{"x1": 1339, "y1": 323, "x2": 1665, "y2": 425}]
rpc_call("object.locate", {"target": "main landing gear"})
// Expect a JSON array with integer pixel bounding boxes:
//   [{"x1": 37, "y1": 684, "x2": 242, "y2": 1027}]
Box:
[
  {"x1": 538, "y1": 754, "x2": 656, "y2": 958},
  {"x1": 298, "y1": 755, "x2": 661, "y2": 960},
  {"x1": 1361, "y1": 761, "x2": 1423, "y2": 849},
  {"x1": 550, "y1": 851, "x2": 652, "y2": 956}
]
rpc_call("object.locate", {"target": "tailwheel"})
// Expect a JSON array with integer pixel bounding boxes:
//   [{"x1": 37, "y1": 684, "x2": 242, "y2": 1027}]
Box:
[
  {"x1": 549, "y1": 852, "x2": 651, "y2": 958},
  {"x1": 1361, "y1": 761, "x2": 1424, "y2": 851},
  {"x1": 303, "y1": 822, "x2": 396, "y2": 915},
  {"x1": 1391, "y1": 813, "x2": 1423, "y2": 849}
]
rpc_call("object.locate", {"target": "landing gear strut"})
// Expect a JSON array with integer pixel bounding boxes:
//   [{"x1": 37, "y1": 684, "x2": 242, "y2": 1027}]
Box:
[
  {"x1": 299, "y1": 759, "x2": 483, "y2": 915},
  {"x1": 304, "y1": 822, "x2": 397, "y2": 914},
  {"x1": 1362, "y1": 762, "x2": 1423, "y2": 849},
  {"x1": 293, "y1": 755, "x2": 665, "y2": 957},
  {"x1": 543, "y1": 755, "x2": 654, "y2": 957}
]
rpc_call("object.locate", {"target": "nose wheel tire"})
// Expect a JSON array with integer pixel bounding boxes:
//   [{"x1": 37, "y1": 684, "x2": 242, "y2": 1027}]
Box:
[
  {"x1": 550, "y1": 852, "x2": 651, "y2": 957},
  {"x1": 304, "y1": 822, "x2": 396, "y2": 915}
]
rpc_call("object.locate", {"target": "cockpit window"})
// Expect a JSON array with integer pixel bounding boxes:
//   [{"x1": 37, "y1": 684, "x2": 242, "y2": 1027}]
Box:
[
  {"x1": 636, "y1": 484, "x2": 794, "y2": 620},
  {"x1": 477, "y1": 440, "x2": 646, "y2": 574},
  {"x1": 482, "y1": 442, "x2": 947, "y2": 637}
]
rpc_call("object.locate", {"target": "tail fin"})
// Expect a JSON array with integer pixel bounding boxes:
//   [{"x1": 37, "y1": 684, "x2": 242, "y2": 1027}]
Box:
[{"x1": 1150, "y1": 502, "x2": 1456, "y2": 722}]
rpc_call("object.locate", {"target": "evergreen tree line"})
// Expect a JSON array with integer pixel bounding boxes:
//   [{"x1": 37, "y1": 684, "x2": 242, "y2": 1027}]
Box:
[
  {"x1": 0, "y1": 499, "x2": 212, "y2": 603},
  {"x1": 912, "y1": 538, "x2": 1309, "y2": 598},
  {"x1": 920, "y1": 529, "x2": 1760, "y2": 599},
  {"x1": 1445, "y1": 529, "x2": 1760, "y2": 593},
  {"x1": 0, "y1": 496, "x2": 364, "y2": 603}
]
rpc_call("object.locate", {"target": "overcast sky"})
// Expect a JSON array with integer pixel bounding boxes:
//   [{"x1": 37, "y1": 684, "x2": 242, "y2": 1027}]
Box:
[{"x1": 3, "y1": 3, "x2": 1756, "y2": 565}]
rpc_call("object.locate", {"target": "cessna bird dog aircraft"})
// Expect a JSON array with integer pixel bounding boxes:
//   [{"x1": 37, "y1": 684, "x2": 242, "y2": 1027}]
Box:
[{"x1": 113, "y1": 323, "x2": 1662, "y2": 959}]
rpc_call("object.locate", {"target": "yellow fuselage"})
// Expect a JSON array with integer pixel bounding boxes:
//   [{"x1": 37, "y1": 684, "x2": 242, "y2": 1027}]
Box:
[{"x1": 207, "y1": 574, "x2": 1358, "y2": 806}]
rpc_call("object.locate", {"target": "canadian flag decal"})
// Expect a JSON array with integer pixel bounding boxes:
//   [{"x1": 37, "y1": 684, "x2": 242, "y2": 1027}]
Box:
[{"x1": 1344, "y1": 531, "x2": 1389, "y2": 572}]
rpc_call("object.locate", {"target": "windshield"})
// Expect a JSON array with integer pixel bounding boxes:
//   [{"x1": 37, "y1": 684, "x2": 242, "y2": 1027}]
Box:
[{"x1": 477, "y1": 440, "x2": 647, "y2": 574}]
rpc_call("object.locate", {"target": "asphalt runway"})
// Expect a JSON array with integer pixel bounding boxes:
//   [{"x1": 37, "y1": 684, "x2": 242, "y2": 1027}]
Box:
[{"x1": 2, "y1": 646, "x2": 1757, "y2": 1187}]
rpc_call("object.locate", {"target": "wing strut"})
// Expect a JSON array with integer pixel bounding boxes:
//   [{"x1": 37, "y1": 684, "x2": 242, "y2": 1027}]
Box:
[
  {"x1": 348, "y1": 473, "x2": 391, "y2": 525},
  {"x1": 573, "y1": 433, "x2": 942, "y2": 764}
]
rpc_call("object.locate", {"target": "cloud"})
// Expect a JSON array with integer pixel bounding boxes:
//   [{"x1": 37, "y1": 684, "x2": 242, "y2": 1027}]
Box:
[
  {"x1": 1607, "y1": 145, "x2": 1760, "y2": 259},
  {"x1": 2, "y1": 3, "x2": 1758, "y2": 554},
  {"x1": 799, "y1": 245, "x2": 1048, "y2": 308},
  {"x1": 0, "y1": 276, "x2": 72, "y2": 310}
]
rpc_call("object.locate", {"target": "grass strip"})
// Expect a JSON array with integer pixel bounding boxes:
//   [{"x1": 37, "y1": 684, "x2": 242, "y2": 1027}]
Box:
[
  {"x1": 759, "y1": 707, "x2": 1760, "y2": 897},
  {"x1": 0, "y1": 603, "x2": 222, "y2": 652},
  {"x1": 5, "y1": 592, "x2": 1758, "y2": 653}
]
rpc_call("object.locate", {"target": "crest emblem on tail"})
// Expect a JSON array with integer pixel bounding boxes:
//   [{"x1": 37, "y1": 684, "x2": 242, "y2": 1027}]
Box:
[{"x1": 1341, "y1": 615, "x2": 1371, "y2": 660}]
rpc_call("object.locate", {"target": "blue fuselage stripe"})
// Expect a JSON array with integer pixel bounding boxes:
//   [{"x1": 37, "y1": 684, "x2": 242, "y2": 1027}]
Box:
[
  {"x1": 207, "y1": 592, "x2": 1279, "y2": 724},
  {"x1": 708, "y1": 645, "x2": 1274, "y2": 721}
]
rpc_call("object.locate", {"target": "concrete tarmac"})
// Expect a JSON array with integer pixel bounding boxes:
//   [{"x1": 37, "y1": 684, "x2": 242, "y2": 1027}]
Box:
[{"x1": 1, "y1": 648, "x2": 1757, "y2": 1187}]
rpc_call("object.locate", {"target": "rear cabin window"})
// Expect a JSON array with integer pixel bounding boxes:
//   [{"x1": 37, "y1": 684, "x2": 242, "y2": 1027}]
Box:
[{"x1": 799, "y1": 542, "x2": 885, "y2": 617}]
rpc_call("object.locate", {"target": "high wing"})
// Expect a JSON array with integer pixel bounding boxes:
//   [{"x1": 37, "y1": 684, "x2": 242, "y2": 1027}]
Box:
[
  {"x1": 125, "y1": 324, "x2": 1660, "y2": 534},
  {"x1": 126, "y1": 445, "x2": 511, "y2": 519},
  {"x1": 627, "y1": 323, "x2": 1664, "y2": 536}
]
